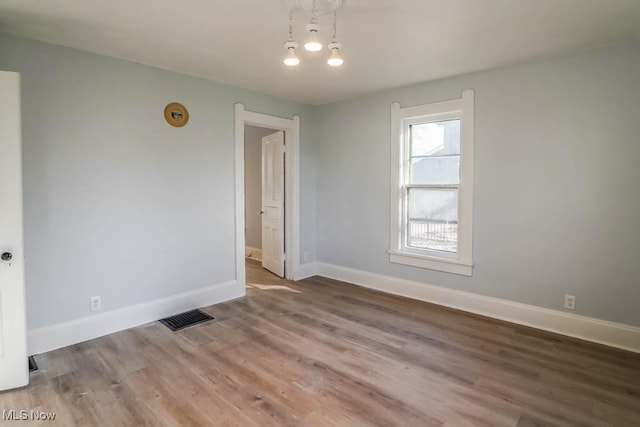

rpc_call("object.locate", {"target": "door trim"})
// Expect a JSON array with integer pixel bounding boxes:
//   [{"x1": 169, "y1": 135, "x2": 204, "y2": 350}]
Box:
[{"x1": 234, "y1": 104, "x2": 301, "y2": 285}]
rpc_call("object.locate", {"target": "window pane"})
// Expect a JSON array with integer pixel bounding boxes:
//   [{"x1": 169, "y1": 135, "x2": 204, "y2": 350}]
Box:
[
  {"x1": 407, "y1": 188, "x2": 458, "y2": 253},
  {"x1": 411, "y1": 120, "x2": 460, "y2": 157},
  {"x1": 410, "y1": 156, "x2": 460, "y2": 185}
]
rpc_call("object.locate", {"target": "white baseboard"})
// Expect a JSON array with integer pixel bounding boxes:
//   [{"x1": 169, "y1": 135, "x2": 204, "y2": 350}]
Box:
[
  {"x1": 294, "y1": 261, "x2": 318, "y2": 281},
  {"x1": 245, "y1": 246, "x2": 262, "y2": 261},
  {"x1": 28, "y1": 280, "x2": 243, "y2": 355},
  {"x1": 316, "y1": 262, "x2": 640, "y2": 354}
]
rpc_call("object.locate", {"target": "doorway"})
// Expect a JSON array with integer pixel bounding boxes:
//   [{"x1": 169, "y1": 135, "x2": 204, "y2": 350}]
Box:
[
  {"x1": 244, "y1": 125, "x2": 284, "y2": 276},
  {"x1": 234, "y1": 105, "x2": 301, "y2": 289}
]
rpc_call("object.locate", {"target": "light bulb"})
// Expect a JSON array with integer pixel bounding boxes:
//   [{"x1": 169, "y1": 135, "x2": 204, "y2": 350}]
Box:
[
  {"x1": 327, "y1": 49, "x2": 343, "y2": 67},
  {"x1": 304, "y1": 23, "x2": 323, "y2": 52},
  {"x1": 284, "y1": 49, "x2": 300, "y2": 66},
  {"x1": 283, "y1": 41, "x2": 300, "y2": 66},
  {"x1": 327, "y1": 42, "x2": 343, "y2": 67},
  {"x1": 304, "y1": 38, "x2": 322, "y2": 52}
]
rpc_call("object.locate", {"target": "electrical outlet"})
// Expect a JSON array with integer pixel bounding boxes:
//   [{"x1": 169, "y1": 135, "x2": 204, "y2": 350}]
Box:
[
  {"x1": 303, "y1": 251, "x2": 309, "y2": 262},
  {"x1": 90, "y1": 296, "x2": 102, "y2": 312},
  {"x1": 564, "y1": 294, "x2": 576, "y2": 310}
]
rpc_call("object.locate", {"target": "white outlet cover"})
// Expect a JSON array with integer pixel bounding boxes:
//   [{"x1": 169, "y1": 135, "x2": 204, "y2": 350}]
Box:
[{"x1": 564, "y1": 295, "x2": 576, "y2": 310}]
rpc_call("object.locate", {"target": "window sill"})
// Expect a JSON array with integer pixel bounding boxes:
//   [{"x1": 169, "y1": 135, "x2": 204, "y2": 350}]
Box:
[{"x1": 389, "y1": 250, "x2": 473, "y2": 276}]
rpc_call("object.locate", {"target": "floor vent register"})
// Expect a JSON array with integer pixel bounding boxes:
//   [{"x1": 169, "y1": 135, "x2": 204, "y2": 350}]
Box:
[{"x1": 159, "y1": 309, "x2": 214, "y2": 331}]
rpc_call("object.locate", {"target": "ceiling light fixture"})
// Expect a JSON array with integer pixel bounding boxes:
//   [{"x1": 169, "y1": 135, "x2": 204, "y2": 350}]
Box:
[
  {"x1": 327, "y1": 11, "x2": 343, "y2": 67},
  {"x1": 282, "y1": 1, "x2": 345, "y2": 68},
  {"x1": 304, "y1": 21, "x2": 323, "y2": 52},
  {"x1": 284, "y1": 41, "x2": 300, "y2": 66},
  {"x1": 303, "y1": 0, "x2": 322, "y2": 52},
  {"x1": 327, "y1": 43, "x2": 343, "y2": 67},
  {"x1": 283, "y1": 10, "x2": 300, "y2": 66}
]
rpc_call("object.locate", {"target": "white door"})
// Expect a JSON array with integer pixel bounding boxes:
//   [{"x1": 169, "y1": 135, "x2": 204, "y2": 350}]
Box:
[
  {"x1": 261, "y1": 131, "x2": 285, "y2": 277},
  {"x1": 0, "y1": 71, "x2": 28, "y2": 391}
]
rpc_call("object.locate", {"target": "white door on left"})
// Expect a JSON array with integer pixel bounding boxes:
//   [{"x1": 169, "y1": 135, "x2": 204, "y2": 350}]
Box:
[{"x1": 0, "y1": 71, "x2": 28, "y2": 391}]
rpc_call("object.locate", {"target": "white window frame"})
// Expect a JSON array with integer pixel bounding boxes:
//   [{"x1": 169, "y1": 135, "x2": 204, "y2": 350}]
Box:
[{"x1": 389, "y1": 90, "x2": 474, "y2": 276}]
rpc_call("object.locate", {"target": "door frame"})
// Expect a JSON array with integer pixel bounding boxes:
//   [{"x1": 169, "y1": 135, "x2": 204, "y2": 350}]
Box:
[{"x1": 234, "y1": 104, "x2": 301, "y2": 286}]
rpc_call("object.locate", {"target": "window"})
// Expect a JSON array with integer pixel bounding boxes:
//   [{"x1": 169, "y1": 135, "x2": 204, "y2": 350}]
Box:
[{"x1": 389, "y1": 90, "x2": 474, "y2": 275}]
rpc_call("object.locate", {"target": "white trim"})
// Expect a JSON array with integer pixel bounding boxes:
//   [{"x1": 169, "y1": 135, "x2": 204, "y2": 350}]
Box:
[
  {"x1": 244, "y1": 110, "x2": 294, "y2": 130},
  {"x1": 389, "y1": 90, "x2": 474, "y2": 275},
  {"x1": 287, "y1": 116, "x2": 301, "y2": 281},
  {"x1": 389, "y1": 102, "x2": 402, "y2": 266},
  {"x1": 28, "y1": 280, "x2": 242, "y2": 355},
  {"x1": 389, "y1": 252, "x2": 472, "y2": 276},
  {"x1": 399, "y1": 97, "x2": 466, "y2": 119},
  {"x1": 235, "y1": 104, "x2": 246, "y2": 288},
  {"x1": 234, "y1": 104, "x2": 301, "y2": 283},
  {"x1": 294, "y1": 262, "x2": 318, "y2": 281},
  {"x1": 316, "y1": 262, "x2": 640, "y2": 354},
  {"x1": 245, "y1": 246, "x2": 262, "y2": 261},
  {"x1": 459, "y1": 90, "x2": 474, "y2": 263}
]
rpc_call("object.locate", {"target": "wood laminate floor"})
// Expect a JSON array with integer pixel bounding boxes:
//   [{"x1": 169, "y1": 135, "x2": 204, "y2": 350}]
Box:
[{"x1": 2, "y1": 259, "x2": 640, "y2": 426}]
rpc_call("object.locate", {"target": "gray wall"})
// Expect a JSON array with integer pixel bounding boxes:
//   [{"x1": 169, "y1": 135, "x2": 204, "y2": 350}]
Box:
[
  {"x1": 2, "y1": 32, "x2": 638, "y2": 332},
  {"x1": 244, "y1": 125, "x2": 276, "y2": 250},
  {"x1": 0, "y1": 34, "x2": 316, "y2": 329},
  {"x1": 314, "y1": 41, "x2": 640, "y2": 327}
]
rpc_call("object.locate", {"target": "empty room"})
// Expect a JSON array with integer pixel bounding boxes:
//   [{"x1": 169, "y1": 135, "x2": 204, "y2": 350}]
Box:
[{"x1": 1, "y1": 0, "x2": 639, "y2": 425}]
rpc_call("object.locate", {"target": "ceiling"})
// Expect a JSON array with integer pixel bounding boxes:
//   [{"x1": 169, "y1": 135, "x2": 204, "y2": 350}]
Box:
[{"x1": 0, "y1": 0, "x2": 639, "y2": 105}]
